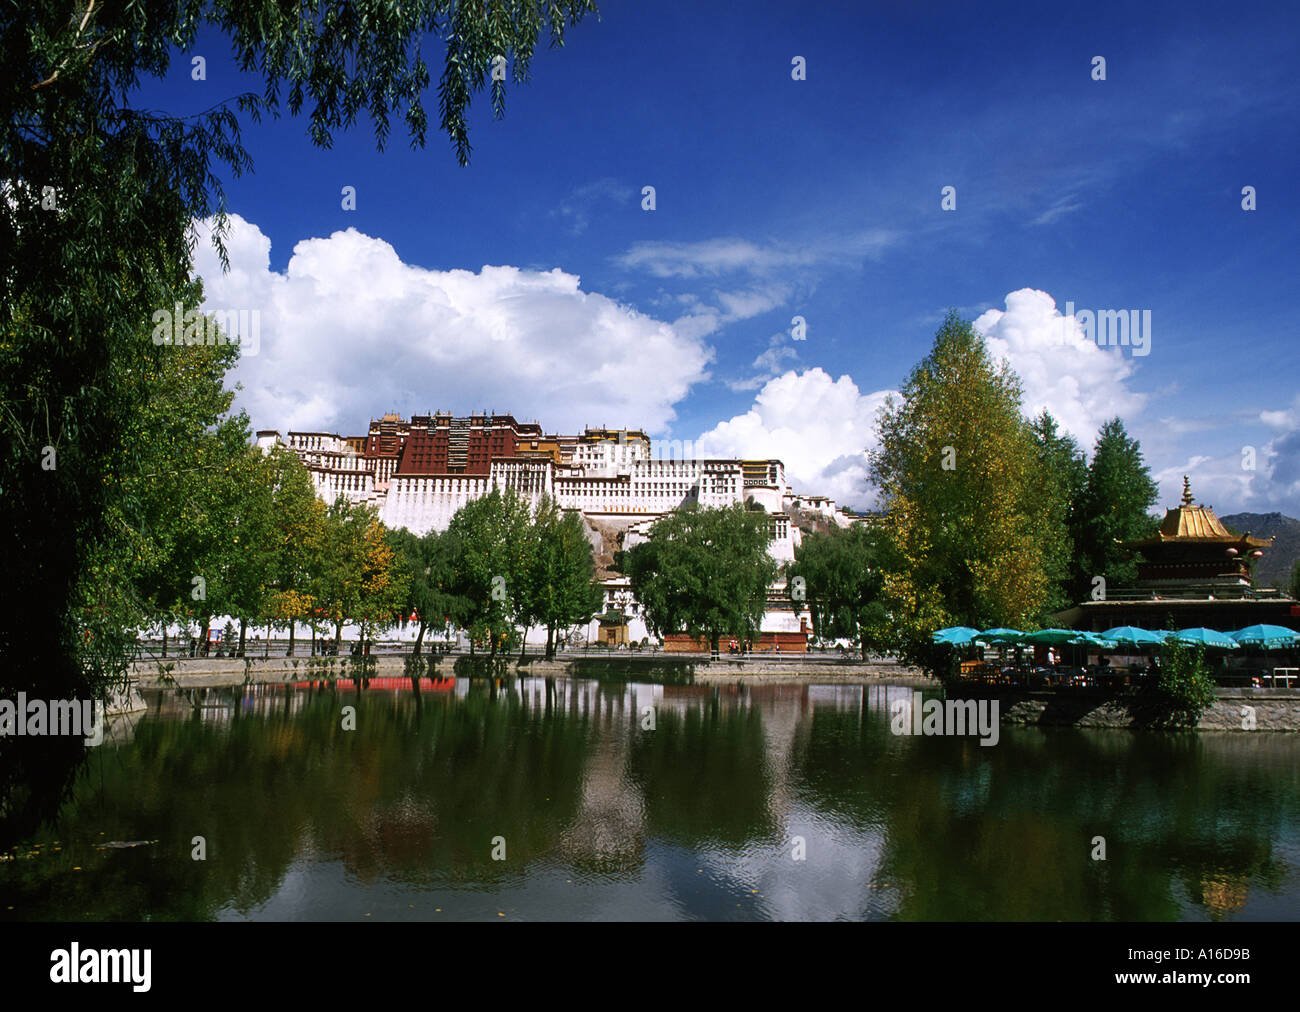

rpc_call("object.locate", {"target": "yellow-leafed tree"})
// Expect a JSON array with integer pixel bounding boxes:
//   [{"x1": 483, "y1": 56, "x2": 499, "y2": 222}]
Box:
[{"x1": 869, "y1": 311, "x2": 1060, "y2": 648}]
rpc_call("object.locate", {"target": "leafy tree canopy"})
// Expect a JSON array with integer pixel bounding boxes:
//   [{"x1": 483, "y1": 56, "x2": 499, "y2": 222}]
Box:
[
  {"x1": 868, "y1": 311, "x2": 1057, "y2": 643},
  {"x1": 1, "y1": 0, "x2": 598, "y2": 695},
  {"x1": 626, "y1": 504, "x2": 777, "y2": 656}
]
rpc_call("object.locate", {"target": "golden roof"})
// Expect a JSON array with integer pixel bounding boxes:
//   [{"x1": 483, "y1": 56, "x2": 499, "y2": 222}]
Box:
[
  {"x1": 1159, "y1": 503, "x2": 1231, "y2": 539},
  {"x1": 1130, "y1": 476, "x2": 1272, "y2": 547}
]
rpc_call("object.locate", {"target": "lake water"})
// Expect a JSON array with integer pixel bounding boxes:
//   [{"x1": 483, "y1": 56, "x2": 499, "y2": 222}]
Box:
[{"x1": 3, "y1": 678, "x2": 1298, "y2": 921}]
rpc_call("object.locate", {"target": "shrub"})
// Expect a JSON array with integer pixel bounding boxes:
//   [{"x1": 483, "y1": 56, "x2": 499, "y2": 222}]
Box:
[{"x1": 1156, "y1": 638, "x2": 1217, "y2": 718}]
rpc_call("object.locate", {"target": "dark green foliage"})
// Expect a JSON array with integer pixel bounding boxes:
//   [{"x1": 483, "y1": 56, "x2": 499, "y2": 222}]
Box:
[
  {"x1": 521, "y1": 500, "x2": 603, "y2": 659},
  {"x1": 625, "y1": 504, "x2": 777, "y2": 656},
  {"x1": 445, "y1": 488, "x2": 536, "y2": 657},
  {"x1": 1073, "y1": 418, "x2": 1160, "y2": 599},
  {"x1": 787, "y1": 523, "x2": 887, "y2": 658},
  {"x1": 387, "y1": 526, "x2": 470, "y2": 655},
  {"x1": 1028, "y1": 411, "x2": 1087, "y2": 618},
  {"x1": 1155, "y1": 638, "x2": 1218, "y2": 721},
  {"x1": 1, "y1": 0, "x2": 597, "y2": 700}
]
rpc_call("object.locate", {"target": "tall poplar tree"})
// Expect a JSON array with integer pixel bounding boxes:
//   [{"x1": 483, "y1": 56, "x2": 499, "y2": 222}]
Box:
[
  {"x1": 259, "y1": 448, "x2": 325, "y2": 657},
  {"x1": 868, "y1": 311, "x2": 1055, "y2": 645}
]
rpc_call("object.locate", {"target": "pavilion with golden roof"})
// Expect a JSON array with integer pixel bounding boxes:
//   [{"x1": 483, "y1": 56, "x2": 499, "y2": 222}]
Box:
[{"x1": 1054, "y1": 477, "x2": 1299, "y2": 633}]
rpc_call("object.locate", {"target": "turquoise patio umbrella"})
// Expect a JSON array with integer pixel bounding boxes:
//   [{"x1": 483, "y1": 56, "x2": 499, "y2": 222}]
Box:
[
  {"x1": 1069, "y1": 632, "x2": 1118, "y2": 649},
  {"x1": 980, "y1": 627, "x2": 1026, "y2": 644},
  {"x1": 1024, "y1": 628, "x2": 1078, "y2": 644},
  {"x1": 1102, "y1": 626, "x2": 1165, "y2": 647},
  {"x1": 1230, "y1": 625, "x2": 1300, "y2": 650},
  {"x1": 1172, "y1": 628, "x2": 1239, "y2": 649},
  {"x1": 931, "y1": 626, "x2": 982, "y2": 645}
]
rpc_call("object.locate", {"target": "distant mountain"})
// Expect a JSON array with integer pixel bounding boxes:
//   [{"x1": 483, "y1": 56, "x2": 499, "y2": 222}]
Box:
[{"x1": 1220, "y1": 512, "x2": 1300, "y2": 591}]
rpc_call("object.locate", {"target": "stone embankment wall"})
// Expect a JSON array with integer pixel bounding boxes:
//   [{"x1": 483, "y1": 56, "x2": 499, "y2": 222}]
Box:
[
  {"x1": 127, "y1": 659, "x2": 1299, "y2": 729},
  {"x1": 129, "y1": 654, "x2": 932, "y2": 688},
  {"x1": 960, "y1": 687, "x2": 1300, "y2": 731}
]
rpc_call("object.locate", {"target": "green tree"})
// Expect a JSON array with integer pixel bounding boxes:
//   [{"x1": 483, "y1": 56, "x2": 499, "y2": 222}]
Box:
[
  {"x1": 388, "y1": 526, "x2": 469, "y2": 655},
  {"x1": 787, "y1": 523, "x2": 888, "y2": 659},
  {"x1": 868, "y1": 311, "x2": 1056, "y2": 652},
  {"x1": 215, "y1": 444, "x2": 285, "y2": 656},
  {"x1": 156, "y1": 417, "x2": 265, "y2": 655},
  {"x1": 625, "y1": 504, "x2": 777, "y2": 659},
  {"x1": 82, "y1": 293, "x2": 250, "y2": 658},
  {"x1": 522, "y1": 498, "x2": 603, "y2": 660},
  {"x1": 446, "y1": 489, "x2": 536, "y2": 659},
  {"x1": 259, "y1": 448, "x2": 324, "y2": 656},
  {"x1": 1, "y1": 0, "x2": 598, "y2": 700},
  {"x1": 1075, "y1": 418, "x2": 1160, "y2": 598},
  {"x1": 354, "y1": 514, "x2": 407, "y2": 648},
  {"x1": 313, "y1": 499, "x2": 371, "y2": 647},
  {"x1": 1028, "y1": 410, "x2": 1088, "y2": 618}
]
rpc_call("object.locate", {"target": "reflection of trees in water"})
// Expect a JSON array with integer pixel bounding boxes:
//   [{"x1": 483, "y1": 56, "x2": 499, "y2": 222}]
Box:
[
  {"x1": 2, "y1": 683, "x2": 599, "y2": 918},
  {"x1": 0, "y1": 736, "x2": 87, "y2": 847},
  {"x1": 788, "y1": 710, "x2": 1299, "y2": 920},
  {"x1": 786, "y1": 703, "x2": 897, "y2": 835},
  {"x1": 624, "y1": 700, "x2": 777, "y2": 849},
  {"x1": 6, "y1": 685, "x2": 1297, "y2": 921}
]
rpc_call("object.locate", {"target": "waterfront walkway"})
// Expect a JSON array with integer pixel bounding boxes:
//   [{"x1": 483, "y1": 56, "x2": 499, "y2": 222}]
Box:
[{"x1": 129, "y1": 651, "x2": 932, "y2": 688}]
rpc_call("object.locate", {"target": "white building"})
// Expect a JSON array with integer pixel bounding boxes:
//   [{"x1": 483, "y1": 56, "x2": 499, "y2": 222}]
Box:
[{"x1": 256, "y1": 414, "x2": 861, "y2": 648}]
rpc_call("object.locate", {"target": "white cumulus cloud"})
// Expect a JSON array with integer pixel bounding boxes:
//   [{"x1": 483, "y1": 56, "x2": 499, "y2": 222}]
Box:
[
  {"x1": 698, "y1": 289, "x2": 1157, "y2": 513},
  {"x1": 972, "y1": 288, "x2": 1147, "y2": 450},
  {"x1": 191, "y1": 214, "x2": 714, "y2": 436},
  {"x1": 697, "y1": 368, "x2": 895, "y2": 510}
]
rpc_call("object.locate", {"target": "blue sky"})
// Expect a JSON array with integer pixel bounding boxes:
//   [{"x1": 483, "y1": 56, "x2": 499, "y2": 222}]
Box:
[{"x1": 139, "y1": 0, "x2": 1299, "y2": 514}]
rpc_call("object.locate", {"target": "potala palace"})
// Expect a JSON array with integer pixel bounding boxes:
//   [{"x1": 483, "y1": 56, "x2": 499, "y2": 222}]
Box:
[{"x1": 256, "y1": 412, "x2": 864, "y2": 650}]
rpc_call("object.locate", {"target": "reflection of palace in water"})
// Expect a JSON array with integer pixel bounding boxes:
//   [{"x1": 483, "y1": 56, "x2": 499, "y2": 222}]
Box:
[{"x1": 165, "y1": 678, "x2": 899, "y2": 874}]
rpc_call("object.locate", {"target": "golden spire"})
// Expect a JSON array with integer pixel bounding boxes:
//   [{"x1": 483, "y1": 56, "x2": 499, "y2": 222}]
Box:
[{"x1": 1181, "y1": 475, "x2": 1194, "y2": 507}]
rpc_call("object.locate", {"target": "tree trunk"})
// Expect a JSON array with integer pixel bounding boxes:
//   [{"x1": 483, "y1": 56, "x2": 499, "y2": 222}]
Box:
[
  {"x1": 199, "y1": 617, "x2": 210, "y2": 656},
  {"x1": 265, "y1": 621, "x2": 271, "y2": 658},
  {"x1": 545, "y1": 625, "x2": 555, "y2": 661},
  {"x1": 288, "y1": 621, "x2": 295, "y2": 657},
  {"x1": 710, "y1": 635, "x2": 720, "y2": 661},
  {"x1": 161, "y1": 628, "x2": 167, "y2": 658},
  {"x1": 414, "y1": 620, "x2": 426, "y2": 656},
  {"x1": 237, "y1": 617, "x2": 247, "y2": 657},
  {"x1": 519, "y1": 626, "x2": 529, "y2": 664}
]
